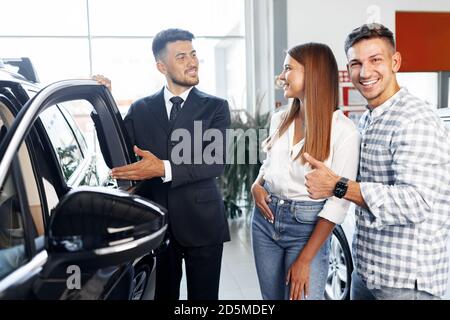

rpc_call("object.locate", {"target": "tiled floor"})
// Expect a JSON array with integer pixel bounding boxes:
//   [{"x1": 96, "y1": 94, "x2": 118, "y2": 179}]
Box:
[{"x1": 180, "y1": 216, "x2": 262, "y2": 300}]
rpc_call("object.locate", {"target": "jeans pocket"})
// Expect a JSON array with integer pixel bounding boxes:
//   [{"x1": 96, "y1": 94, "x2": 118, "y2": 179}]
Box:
[{"x1": 293, "y1": 206, "x2": 320, "y2": 224}]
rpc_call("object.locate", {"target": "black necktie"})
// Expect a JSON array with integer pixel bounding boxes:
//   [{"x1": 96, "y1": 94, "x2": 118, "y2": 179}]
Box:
[{"x1": 169, "y1": 96, "x2": 184, "y2": 123}]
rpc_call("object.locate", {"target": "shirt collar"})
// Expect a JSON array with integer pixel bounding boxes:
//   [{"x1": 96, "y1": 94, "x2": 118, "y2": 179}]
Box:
[
  {"x1": 164, "y1": 86, "x2": 194, "y2": 106},
  {"x1": 365, "y1": 87, "x2": 408, "y2": 120}
]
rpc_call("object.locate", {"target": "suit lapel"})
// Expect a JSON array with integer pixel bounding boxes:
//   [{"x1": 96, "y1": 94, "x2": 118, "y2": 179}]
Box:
[{"x1": 148, "y1": 88, "x2": 170, "y2": 134}]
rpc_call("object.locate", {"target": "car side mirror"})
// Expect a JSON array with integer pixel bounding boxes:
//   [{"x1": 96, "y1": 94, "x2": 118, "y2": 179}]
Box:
[{"x1": 41, "y1": 187, "x2": 167, "y2": 276}]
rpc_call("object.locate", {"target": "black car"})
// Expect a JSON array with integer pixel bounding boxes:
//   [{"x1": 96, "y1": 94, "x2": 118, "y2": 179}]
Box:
[{"x1": 0, "y1": 59, "x2": 167, "y2": 300}]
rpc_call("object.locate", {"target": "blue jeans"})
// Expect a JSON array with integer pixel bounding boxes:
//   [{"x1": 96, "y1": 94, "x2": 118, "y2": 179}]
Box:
[
  {"x1": 251, "y1": 192, "x2": 330, "y2": 300},
  {"x1": 350, "y1": 271, "x2": 440, "y2": 300}
]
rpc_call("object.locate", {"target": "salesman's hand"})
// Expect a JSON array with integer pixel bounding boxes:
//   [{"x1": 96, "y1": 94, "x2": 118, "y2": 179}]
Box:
[
  {"x1": 251, "y1": 183, "x2": 273, "y2": 223},
  {"x1": 304, "y1": 153, "x2": 340, "y2": 199},
  {"x1": 92, "y1": 74, "x2": 112, "y2": 92},
  {"x1": 111, "y1": 146, "x2": 165, "y2": 180}
]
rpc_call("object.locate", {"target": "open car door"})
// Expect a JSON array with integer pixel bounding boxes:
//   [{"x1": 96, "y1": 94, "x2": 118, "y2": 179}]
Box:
[{"x1": 0, "y1": 80, "x2": 167, "y2": 299}]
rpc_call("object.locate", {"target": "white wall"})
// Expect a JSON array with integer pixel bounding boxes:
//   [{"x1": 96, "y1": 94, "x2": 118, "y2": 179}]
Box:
[{"x1": 286, "y1": 0, "x2": 450, "y2": 106}]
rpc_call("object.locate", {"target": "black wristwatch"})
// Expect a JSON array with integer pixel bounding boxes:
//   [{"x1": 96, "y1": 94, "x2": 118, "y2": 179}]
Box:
[{"x1": 333, "y1": 177, "x2": 349, "y2": 198}]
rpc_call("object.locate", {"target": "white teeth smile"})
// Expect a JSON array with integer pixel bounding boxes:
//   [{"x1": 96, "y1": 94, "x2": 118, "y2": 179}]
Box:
[{"x1": 361, "y1": 79, "x2": 379, "y2": 87}]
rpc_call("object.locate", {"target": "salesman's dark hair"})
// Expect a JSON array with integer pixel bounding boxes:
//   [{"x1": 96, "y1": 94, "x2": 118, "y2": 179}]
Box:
[
  {"x1": 344, "y1": 23, "x2": 395, "y2": 54},
  {"x1": 152, "y1": 28, "x2": 195, "y2": 60}
]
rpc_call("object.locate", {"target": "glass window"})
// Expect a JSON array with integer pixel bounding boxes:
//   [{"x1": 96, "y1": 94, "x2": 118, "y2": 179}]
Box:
[
  {"x1": 89, "y1": 0, "x2": 244, "y2": 37},
  {"x1": 0, "y1": 38, "x2": 90, "y2": 85},
  {"x1": 39, "y1": 106, "x2": 84, "y2": 183},
  {"x1": 0, "y1": 0, "x2": 248, "y2": 109},
  {"x1": 38, "y1": 100, "x2": 117, "y2": 189},
  {"x1": 91, "y1": 37, "x2": 247, "y2": 112},
  {"x1": 58, "y1": 103, "x2": 88, "y2": 155},
  {"x1": 0, "y1": 0, "x2": 87, "y2": 36},
  {"x1": 397, "y1": 72, "x2": 438, "y2": 107},
  {"x1": 57, "y1": 101, "x2": 113, "y2": 188}
]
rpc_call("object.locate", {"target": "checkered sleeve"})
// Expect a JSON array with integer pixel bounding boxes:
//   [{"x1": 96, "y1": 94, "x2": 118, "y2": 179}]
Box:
[{"x1": 360, "y1": 118, "x2": 443, "y2": 228}]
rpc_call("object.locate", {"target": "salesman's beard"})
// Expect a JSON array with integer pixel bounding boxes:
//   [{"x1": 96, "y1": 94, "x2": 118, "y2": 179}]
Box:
[{"x1": 169, "y1": 74, "x2": 200, "y2": 88}]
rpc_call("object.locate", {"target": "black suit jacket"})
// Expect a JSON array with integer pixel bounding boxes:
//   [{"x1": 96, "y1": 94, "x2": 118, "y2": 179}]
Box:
[{"x1": 124, "y1": 87, "x2": 231, "y2": 247}]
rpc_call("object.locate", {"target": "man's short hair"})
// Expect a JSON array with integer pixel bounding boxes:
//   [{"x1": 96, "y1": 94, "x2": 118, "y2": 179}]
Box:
[
  {"x1": 344, "y1": 23, "x2": 395, "y2": 54},
  {"x1": 152, "y1": 28, "x2": 195, "y2": 60}
]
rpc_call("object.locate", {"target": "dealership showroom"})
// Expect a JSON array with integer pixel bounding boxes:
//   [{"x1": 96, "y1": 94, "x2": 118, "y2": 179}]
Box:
[{"x1": 0, "y1": 0, "x2": 449, "y2": 302}]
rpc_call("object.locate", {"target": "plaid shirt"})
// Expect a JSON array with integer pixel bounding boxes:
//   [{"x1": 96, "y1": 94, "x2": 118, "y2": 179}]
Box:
[{"x1": 354, "y1": 87, "x2": 450, "y2": 297}]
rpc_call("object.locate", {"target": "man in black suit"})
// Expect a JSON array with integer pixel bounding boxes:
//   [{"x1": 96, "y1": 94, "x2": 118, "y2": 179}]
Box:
[{"x1": 111, "y1": 28, "x2": 231, "y2": 300}]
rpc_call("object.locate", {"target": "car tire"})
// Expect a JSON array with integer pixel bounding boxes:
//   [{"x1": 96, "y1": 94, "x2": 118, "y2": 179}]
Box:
[
  {"x1": 324, "y1": 226, "x2": 353, "y2": 300},
  {"x1": 130, "y1": 263, "x2": 152, "y2": 300}
]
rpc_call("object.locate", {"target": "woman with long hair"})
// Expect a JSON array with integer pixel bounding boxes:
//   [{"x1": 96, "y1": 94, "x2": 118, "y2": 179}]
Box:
[{"x1": 251, "y1": 43, "x2": 360, "y2": 300}]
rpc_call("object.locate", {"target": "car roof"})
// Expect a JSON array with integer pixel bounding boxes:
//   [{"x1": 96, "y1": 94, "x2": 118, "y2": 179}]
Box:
[
  {"x1": 0, "y1": 69, "x2": 41, "y2": 96},
  {"x1": 0, "y1": 68, "x2": 30, "y2": 82}
]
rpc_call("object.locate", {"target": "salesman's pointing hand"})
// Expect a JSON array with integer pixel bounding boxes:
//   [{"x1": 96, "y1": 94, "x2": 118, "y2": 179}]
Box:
[{"x1": 111, "y1": 145, "x2": 165, "y2": 180}]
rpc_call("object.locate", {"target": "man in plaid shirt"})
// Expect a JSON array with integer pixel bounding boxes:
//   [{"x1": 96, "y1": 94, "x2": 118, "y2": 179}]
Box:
[{"x1": 303, "y1": 23, "x2": 450, "y2": 299}]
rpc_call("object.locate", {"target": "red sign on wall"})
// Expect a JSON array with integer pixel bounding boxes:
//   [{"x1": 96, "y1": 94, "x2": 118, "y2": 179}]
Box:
[{"x1": 396, "y1": 11, "x2": 450, "y2": 72}]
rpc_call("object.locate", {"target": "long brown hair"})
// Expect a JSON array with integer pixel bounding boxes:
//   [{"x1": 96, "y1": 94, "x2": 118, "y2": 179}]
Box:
[{"x1": 265, "y1": 43, "x2": 339, "y2": 163}]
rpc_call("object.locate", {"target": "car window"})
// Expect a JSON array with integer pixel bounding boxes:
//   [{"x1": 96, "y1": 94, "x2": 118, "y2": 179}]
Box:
[
  {"x1": 38, "y1": 102, "x2": 115, "y2": 188},
  {"x1": 39, "y1": 105, "x2": 84, "y2": 184},
  {"x1": 58, "y1": 102, "x2": 88, "y2": 155},
  {"x1": 58, "y1": 100, "x2": 114, "y2": 187}
]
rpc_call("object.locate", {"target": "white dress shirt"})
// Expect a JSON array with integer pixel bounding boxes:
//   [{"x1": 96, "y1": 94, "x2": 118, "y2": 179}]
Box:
[
  {"x1": 161, "y1": 86, "x2": 193, "y2": 183},
  {"x1": 259, "y1": 109, "x2": 360, "y2": 224}
]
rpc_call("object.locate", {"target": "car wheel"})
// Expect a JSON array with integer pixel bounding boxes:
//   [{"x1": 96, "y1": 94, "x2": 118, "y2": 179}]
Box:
[
  {"x1": 131, "y1": 263, "x2": 151, "y2": 300},
  {"x1": 324, "y1": 226, "x2": 353, "y2": 300}
]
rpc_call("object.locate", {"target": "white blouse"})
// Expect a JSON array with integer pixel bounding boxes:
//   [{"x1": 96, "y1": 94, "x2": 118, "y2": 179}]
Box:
[{"x1": 259, "y1": 109, "x2": 360, "y2": 224}]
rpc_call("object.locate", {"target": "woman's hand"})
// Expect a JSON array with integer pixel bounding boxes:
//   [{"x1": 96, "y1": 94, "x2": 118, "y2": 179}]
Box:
[
  {"x1": 251, "y1": 183, "x2": 273, "y2": 223},
  {"x1": 286, "y1": 257, "x2": 311, "y2": 300}
]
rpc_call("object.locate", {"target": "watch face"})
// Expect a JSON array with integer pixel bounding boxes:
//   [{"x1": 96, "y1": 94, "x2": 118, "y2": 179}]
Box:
[{"x1": 334, "y1": 181, "x2": 348, "y2": 198}]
